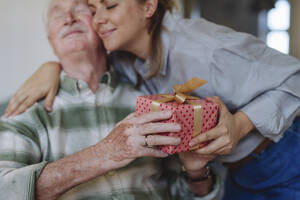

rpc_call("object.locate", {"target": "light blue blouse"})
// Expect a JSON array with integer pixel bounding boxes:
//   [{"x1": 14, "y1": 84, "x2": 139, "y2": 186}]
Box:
[{"x1": 110, "y1": 13, "x2": 300, "y2": 162}]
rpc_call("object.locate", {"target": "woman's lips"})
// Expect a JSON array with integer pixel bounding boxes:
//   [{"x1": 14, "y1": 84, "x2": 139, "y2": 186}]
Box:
[{"x1": 100, "y1": 28, "x2": 116, "y2": 39}]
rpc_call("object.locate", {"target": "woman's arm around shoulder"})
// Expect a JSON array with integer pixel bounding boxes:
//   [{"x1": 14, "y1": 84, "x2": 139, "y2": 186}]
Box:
[{"x1": 5, "y1": 61, "x2": 61, "y2": 117}]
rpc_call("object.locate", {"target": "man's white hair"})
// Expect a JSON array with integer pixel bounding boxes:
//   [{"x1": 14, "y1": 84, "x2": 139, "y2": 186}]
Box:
[
  {"x1": 42, "y1": 0, "x2": 55, "y2": 36},
  {"x1": 43, "y1": 0, "x2": 87, "y2": 36}
]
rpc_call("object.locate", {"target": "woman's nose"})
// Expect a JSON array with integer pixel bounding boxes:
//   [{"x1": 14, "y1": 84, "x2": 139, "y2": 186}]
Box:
[{"x1": 93, "y1": 8, "x2": 107, "y2": 26}]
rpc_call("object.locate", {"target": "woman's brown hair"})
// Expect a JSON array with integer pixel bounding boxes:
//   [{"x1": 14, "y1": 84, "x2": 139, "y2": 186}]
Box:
[{"x1": 137, "y1": 0, "x2": 176, "y2": 79}]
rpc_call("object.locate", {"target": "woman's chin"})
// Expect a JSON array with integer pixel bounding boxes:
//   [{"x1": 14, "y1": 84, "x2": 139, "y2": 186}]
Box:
[{"x1": 103, "y1": 41, "x2": 120, "y2": 53}]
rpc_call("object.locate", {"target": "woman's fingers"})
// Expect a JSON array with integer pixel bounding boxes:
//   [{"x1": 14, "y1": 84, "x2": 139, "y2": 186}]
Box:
[
  {"x1": 5, "y1": 84, "x2": 41, "y2": 117},
  {"x1": 126, "y1": 110, "x2": 173, "y2": 124},
  {"x1": 6, "y1": 89, "x2": 46, "y2": 117},
  {"x1": 5, "y1": 91, "x2": 28, "y2": 117},
  {"x1": 44, "y1": 88, "x2": 58, "y2": 112},
  {"x1": 189, "y1": 126, "x2": 225, "y2": 146},
  {"x1": 213, "y1": 145, "x2": 232, "y2": 155},
  {"x1": 9, "y1": 97, "x2": 33, "y2": 117},
  {"x1": 195, "y1": 137, "x2": 227, "y2": 154},
  {"x1": 11, "y1": 92, "x2": 42, "y2": 117}
]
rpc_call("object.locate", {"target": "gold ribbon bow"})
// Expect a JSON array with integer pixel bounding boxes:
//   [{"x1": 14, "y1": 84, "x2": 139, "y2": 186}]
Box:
[
  {"x1": 151, "y1": 78, "x2": 208, "y2": 151},
  {"x1": 152, "y1": 78, "x2": 207, "y2": 111}
]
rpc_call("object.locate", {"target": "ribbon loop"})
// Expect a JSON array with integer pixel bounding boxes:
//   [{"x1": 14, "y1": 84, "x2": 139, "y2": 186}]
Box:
[
  {"x1": 173, "y1": 78, "x2": 207, "y2": 94},
  {"x1": 159, "y1": 78, "x2": 207, "y2": 104},
  {"x1": 152, "y1": 77, "x2": 207, "y2": 109}
]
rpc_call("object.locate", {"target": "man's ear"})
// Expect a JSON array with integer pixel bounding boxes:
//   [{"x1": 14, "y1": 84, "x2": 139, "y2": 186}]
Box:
[
  {"x1": 143, "y1": 0, "x2": 158, "y2": 18},
  {"x1": 48, "y1": 35, "x2": 54, "y2": 50},
  {"x1": 48, "y1": 35, "x2": 58, "y2": 56}
]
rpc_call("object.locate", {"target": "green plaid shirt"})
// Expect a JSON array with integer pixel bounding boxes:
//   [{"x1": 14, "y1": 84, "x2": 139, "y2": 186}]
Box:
[{"x1": 0, "y1": 72, "x2": 220, "y2": 200}]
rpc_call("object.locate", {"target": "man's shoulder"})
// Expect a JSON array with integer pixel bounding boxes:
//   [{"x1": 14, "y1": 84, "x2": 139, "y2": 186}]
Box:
[
  {"x1": 0, "y1": 102, "x2": 46, "y2": 136},
  {"x1": 1, "y1": 102, "x2": 45, "y2": 121}
]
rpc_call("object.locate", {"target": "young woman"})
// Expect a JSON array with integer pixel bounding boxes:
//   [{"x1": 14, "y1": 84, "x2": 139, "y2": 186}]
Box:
[{"x1": 5, "y1": 0, "x2": 300, "y2": 199}]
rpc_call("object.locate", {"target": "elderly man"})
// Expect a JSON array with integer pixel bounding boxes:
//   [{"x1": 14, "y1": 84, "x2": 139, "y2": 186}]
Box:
[{"x1": 0, "y1": 0, "x2": 220, "y2": 199}]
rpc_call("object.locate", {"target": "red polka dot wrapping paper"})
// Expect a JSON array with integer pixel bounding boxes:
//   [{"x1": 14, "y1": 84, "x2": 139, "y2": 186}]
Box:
[{"x1": 136, "y1": 95, "x2": 219, "y2": 154}]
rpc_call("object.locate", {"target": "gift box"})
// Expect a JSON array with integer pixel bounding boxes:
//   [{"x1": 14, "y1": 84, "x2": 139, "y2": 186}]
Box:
[{"x1": 136, "y1": 78, "x2": 218, "y2": 154}]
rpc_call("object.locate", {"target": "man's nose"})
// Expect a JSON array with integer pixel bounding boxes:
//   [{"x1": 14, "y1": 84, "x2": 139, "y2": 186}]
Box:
[{"x1": 64, "y1": 12, "x2": 77, "y2": 26}]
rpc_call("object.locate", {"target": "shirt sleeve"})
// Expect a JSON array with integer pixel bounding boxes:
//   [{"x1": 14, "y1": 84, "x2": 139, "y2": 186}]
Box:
[
  {"x1": 241, "y1": 86, "x2": 300, "y2": 142},
  {"x1": 210, "y1": 30, "x2": 300, "y2": 142},
  {"x1": 0, "y1": 119, "x2": 47, "y2": 200}
]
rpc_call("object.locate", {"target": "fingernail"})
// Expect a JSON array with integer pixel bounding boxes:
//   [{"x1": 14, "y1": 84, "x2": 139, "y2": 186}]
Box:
[
  {"x1": 189, "y1": 141, "x2": 195, "y2": 147},
  {"x1": 163, "y1": 110, "x2": 172, "y2": 115},
  {"x1": 174, "y1": 123, "x2": 181, "y2": 130},
  {"x1": 176, "y1": 138, "x2": 181, "y2": 144}
]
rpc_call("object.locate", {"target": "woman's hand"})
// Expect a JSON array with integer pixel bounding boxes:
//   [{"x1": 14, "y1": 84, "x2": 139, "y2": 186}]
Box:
[
  {"x1": 94, "y1": 111, "x2": 182, "y2": 170},
  {"x1": 189, "y1": 96, "x2": 254, "y2": 155},
  {"x1": 179, "y1": 151, "x2": 215, "y2": 173},
  {"x1": 5, "y1": 62, "x2": 61, "y2": 117},
  {"x1": 179, "y1": 151, "x2": 216, "y2": 197}
]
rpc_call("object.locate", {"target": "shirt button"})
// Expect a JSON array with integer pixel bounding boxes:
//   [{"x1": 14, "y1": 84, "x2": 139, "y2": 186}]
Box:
[{"x1": 79, "y1": 82, "x2": 84, "y2": 89}]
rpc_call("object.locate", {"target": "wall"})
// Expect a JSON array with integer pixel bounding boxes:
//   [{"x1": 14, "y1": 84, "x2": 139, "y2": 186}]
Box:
[
  {"x1": 290, "y1": 0, "x2": 300, "y2": 59},
  {"x1": 196, "y1": 0, "x2": 259, "y2": 36},
  {"x1": 0, "y1": 0, "x2": 57, "y2": 102}
]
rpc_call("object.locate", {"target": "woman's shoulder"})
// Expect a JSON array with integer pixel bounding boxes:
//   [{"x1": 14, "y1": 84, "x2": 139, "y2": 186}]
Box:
[
  {"x1": 162, "y1": 16, "x2": 223, "y2": 59},
  {"x1": 165, "y1": 15, "x2": 267, "y2": 60},
  {"x1": 166, "y1": 15, "x2": 234, "y2": 45}
]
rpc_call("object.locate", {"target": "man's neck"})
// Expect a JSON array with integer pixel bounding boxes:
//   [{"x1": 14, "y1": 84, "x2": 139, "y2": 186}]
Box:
[{"x1": 60, "y1": 49, "x2": 107, "y2": 93}]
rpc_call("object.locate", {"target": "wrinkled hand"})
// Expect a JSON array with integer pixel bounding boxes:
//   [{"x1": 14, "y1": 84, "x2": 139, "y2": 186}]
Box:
[
  {"x1": 189, "y1": 96, "x2": 254, "y2": 155},
  {"x1": 5, "y1": 62, "x2": 61, "y2": 117},
  {"x1": 94, "y1": 111, "x2": 182, "y2": 170}
]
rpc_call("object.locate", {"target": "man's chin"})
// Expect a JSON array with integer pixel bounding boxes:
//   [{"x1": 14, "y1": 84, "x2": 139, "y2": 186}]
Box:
[
  {"x1": 64, "y1": 40, "x2": 87, "y2": 50},
  {"x1": 56, "y1": 44, "x2": 87, "y2": 57}
]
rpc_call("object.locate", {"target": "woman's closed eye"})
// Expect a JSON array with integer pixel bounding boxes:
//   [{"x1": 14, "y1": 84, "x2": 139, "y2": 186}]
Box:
[{"x1": 106, "y1": 3, "x2": 118, "y2": 10}]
